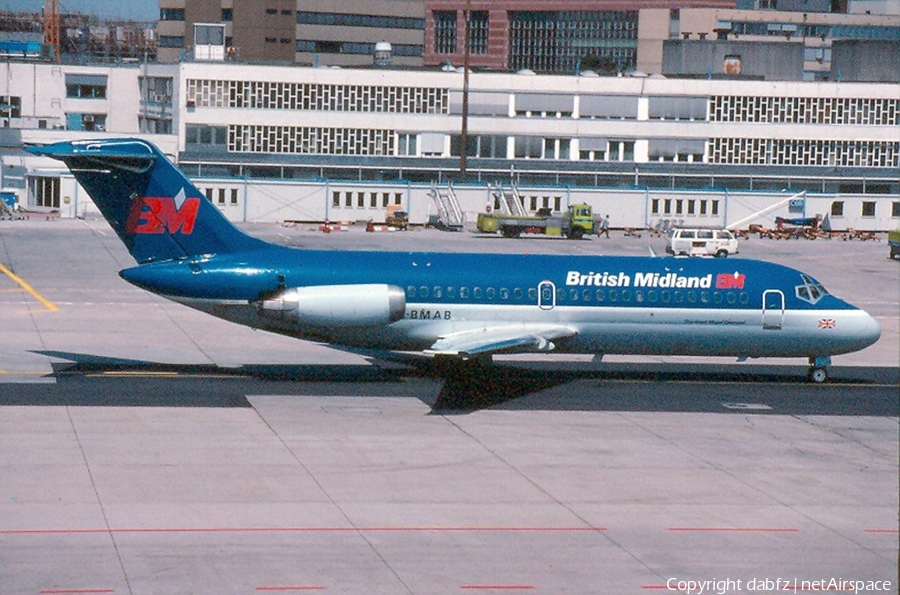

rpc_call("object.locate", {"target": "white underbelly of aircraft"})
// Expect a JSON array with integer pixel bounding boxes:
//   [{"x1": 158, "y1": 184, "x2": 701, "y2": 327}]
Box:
[{"x1": 170, "y1": 297, "x2": 875, "y2": 359}]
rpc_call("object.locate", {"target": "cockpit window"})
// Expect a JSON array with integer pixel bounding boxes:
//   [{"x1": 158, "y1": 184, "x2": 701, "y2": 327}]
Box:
[{"x1": 795, "y1": 274, "x2": 829, "y2": 304}]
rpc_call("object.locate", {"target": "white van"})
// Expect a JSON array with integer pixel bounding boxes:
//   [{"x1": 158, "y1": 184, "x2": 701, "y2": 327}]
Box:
[{"x1": 665, "y1": 228, "x2": 739, "y2": 257}]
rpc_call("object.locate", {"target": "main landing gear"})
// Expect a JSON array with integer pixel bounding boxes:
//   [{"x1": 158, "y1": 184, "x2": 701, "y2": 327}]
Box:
[{"x1": 806, "y1": 356, "x2": 832, "y2": 383}]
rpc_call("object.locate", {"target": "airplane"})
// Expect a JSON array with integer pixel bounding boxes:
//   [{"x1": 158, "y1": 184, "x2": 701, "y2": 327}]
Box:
[{"x1": 28, "y1": 138, "x2": 880, "y2": 385}]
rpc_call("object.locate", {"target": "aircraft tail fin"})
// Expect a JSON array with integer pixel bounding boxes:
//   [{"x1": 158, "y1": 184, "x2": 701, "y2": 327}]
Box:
[{"x1": 27, "y1": 138, "x2": 266, "y2": 264}]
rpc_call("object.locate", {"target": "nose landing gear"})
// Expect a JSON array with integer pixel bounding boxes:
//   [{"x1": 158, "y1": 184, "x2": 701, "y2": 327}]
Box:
[{"x1": 807, "y1": 356, "x2": 832, "y2": 383}]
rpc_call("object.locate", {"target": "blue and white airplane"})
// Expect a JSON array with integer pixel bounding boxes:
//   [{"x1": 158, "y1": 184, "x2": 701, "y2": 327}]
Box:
[{"x1": 29, "y1": 138, "x2": 880, "y2": 383}]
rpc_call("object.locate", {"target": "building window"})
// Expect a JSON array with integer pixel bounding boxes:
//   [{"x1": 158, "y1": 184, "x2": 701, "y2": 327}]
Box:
[
  {"x1": 893, "y1": 202, "x2": 900, "y2": 218},
  {"x1": 831, "y1": 201, "x2": 844, "y2": 217},
  {"x1": 434, "y1": 11, "x2": 457, "y2": 54},
  {"x1": 861, "y1": 201, "x2": 876, "y2": 217},
  {"x1": 30, "y1": 176, "x2": 60, "y2": 209},
  {"x1": 160, "y1": 8, "x2": 185, "y2": 20},
  {"x1": 397, "y1": 133, "x2": 417, "y2": 156},
  {"x1": 66, "y1": 113, "x2": 106, "y2": 131},
  {"x1": 65, "y1": 74, "x2": 107, "y2": 99},
  {"x1": 222, "y1": 8, "x2": 232, "y2": 21},
  {"x1": 186, "y1": 125, "x2": 228, "y2": 146},
  {"x1": 158, "y1": 36, "x2": 185, "y2": 48},
  {"x1": 230, "y1": 189, "x2": 239, "y2": 206},
  {"x1": 469, "y1": 11, "x2": 489, "y2": 54},
  {"x1": 509, "y1": 11, "x2": 637, "y2": 74},
  {"x1": 297, "y1": 12, "x2": 423, "y2": 29},
  {"x1": 0, "y1": 95, "x2": 21, "y2": 118}
]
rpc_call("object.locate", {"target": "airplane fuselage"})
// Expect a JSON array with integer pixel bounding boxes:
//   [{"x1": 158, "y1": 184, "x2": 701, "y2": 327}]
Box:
[
  {"x1": 119, "y1": 247, "x2": 880, "y2": 360},
  {"x1": 28, "y1": 138, "x2": 881, "y2": 383}
]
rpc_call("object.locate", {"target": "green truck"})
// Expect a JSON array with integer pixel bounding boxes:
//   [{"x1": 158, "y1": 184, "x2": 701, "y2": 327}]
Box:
[{"x1": 476, "y1": 203, "x2": 595, "y2": 239}]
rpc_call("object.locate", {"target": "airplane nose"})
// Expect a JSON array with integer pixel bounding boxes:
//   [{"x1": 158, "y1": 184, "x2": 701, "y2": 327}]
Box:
[{"x1": 860, "y1": 311, "x2": 882, "y2": 348}]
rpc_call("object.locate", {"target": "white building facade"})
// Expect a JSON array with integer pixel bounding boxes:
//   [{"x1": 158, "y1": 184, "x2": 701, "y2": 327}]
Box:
[{"x1": 3, "y1": 59, "x2": 898, "y2": 230}]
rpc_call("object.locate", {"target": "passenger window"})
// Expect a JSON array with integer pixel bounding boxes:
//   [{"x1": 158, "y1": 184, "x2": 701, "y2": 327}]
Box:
[
  {"x1": 407, "y1": 286, "x2": 416, "y2": 299},
  {"x1": 569, "y1": 289, "x2": 579, "y2": 301},
  {"x1": 419, "y1": 286, "x2": 429, "y2": 298},
  {"x1": 682, "y1": 230, "x2": 696, "y2": 239},
  {"x1": 648, "y1": 290, "x2": 657, "y2": 303},
  {"x1": 661, "y1": 291, "x2": 670, "y2": 303},
  {"x1": 528, "y1": 288, "x2": 537, "y2": 301},
  {"x1": 674, "y1": 291, "x2": 683, "y2": 303},
  {"x1": 700, "y1": 292, "x2": 709, "y2": 303},
  {"x1": 446, "y1": 286, "x2": 455, "y2": 298},
  {"x1": 487, "y1": 287, "x2": 496, "y2": 300},
  {"x1": 596, "y1": 289, "x2": 605, "y2": 302},
  {"x1": 582, "y1": 289, "x2": 592, "y2": 302},
  {"x1": 688, "y1": 292, "x2": 697, "y2": 303},
  {"x1": 500, "y1": 288, "x2": 510, "y2": 300},
  {"x1": 635, "y1": 290, "x2": 643, "y2": 303},
  {"x1": 608, "y1": 290, "x2": 618, "y2": 302},
  {"x1": 740, "y1": 293, "x2": 749, "y2": 304},
  {"x1": 713, "y1": 292, "x2": 722, "y2": 304},
  {"x1": 514, "y1": 288, "x2": 523, "y2": 300},
  {"x1": 727, "y1": 292, "x2": 736, "y2": 304},
  {"x1": 698, "y1": 230, "x2": 713, "y2": 239},
  {"x1": 621, "y1": 290, "x2": 631, "y2": 302},
  {"x1": 460, "y1": 287, "x2": 469, "y2": 299},
  {"x1": 433, "y1": 286, "x2": 442, "y2": 299},
  {"x1": 474, "y1": 287, "x2": 483, "y2": 299},
  {"x1": 556, "y1": 288, "x2": 565, "y2": 301}
]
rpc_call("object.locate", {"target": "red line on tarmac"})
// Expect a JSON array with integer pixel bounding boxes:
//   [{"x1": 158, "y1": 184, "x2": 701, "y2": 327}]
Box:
[
  {"x1": 460, "y1": 586, "x2": 534, "y2": 591},
  {"x1": 1, "y1": 526, "x2": 607, "y2": 535},
  {"x1": 666, "y1": 527, "x2": 799, "y2": 532},
  {"x1": 864, "y1": 528, "x2": 899, "y2": 533},
  {"x1": 40, "y1": 590, "x2": 115, "y2": 594},
  {"x1": 255, "y1": 587, "x2": 325, "y2": 592}
]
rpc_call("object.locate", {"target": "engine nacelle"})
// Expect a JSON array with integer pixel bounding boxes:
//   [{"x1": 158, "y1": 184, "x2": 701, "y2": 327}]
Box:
[{"x1": 257, "y1": 284, "x2": 405, "y2": 327}]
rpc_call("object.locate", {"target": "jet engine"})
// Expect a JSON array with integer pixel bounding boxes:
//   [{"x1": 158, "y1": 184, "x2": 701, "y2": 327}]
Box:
[{"x1": 257, "y1": 284, "x2": 405, "y2": 327}]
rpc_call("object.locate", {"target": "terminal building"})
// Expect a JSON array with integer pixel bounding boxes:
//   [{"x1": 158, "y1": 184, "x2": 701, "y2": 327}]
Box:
[{"x1": 3, "y1": 56, "x2": 897, "y2": 231}]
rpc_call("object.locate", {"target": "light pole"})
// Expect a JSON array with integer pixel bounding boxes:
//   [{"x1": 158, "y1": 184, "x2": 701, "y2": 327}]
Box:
[{"x1": 459, "y1": 0, "x2": 471, "y2": 179}]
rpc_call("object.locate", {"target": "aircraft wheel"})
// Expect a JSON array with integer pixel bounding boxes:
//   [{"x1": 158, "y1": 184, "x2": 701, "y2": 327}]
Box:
[{"x1": 807, "y1": 366, "x2": 828, "y2": 384}]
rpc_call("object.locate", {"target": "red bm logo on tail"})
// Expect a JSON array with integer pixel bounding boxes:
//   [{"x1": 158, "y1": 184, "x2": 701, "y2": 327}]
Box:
[
  {"x1": 126, "y1": 197, "x2": 200, "y2": 234},
  {"x1": 715, "y1": 272, "x2": 746, "y2": 289}
]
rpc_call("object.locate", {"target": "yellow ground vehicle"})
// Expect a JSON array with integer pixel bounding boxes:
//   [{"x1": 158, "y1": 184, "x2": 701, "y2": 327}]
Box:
[{"x1": 476, "y1": 203, "x2": 594, "y2": 239}]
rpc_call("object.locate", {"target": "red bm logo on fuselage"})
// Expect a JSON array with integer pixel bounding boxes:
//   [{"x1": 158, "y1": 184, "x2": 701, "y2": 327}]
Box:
[
  {"x1": 126, "y1": 197, "x2": 200, "y2": 235},
  {"x1": 715, "y1": 272, "x2": 746, "y2": 289}
]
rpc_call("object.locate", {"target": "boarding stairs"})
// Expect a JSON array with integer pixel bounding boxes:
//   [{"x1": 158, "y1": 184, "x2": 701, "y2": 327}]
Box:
[
  {"x1": 489, "y1": 182, "x2": 528, "y2": 217},
  {"x1": 429, "y1": 182, "x2": 464, "y2": 231}
]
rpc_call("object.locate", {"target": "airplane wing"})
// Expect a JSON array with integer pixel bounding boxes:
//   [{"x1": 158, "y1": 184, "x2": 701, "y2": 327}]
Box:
[{"x1": 425, "y1": 325, "x2": 576, "y2": 358}]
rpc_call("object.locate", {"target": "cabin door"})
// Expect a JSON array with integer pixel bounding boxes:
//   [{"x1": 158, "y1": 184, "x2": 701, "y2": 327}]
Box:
[
  {"x1": 538, "y1": 280, "x2": 556, "y2": 310},
  {"x1": 762, "y1": 289, "x2": 785, "y2": 330}
]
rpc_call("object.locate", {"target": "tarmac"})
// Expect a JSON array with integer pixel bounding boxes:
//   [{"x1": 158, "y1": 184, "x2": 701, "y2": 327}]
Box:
[{"x1": 0, "y1": 218, "x2": 897, "y2": 594}]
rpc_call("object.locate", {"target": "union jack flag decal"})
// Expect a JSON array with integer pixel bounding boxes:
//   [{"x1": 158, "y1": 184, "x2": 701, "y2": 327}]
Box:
[{"x1": 818, "y1": 318, "x2": 836, "y2": 329}]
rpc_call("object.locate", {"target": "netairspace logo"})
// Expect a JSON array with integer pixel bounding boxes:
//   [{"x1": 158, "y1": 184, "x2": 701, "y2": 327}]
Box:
[{"x1": 666, "y1": 577, "x2": 893, "y2": 594}]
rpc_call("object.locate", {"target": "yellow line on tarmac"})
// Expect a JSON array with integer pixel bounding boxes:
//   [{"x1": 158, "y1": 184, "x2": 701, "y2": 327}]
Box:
[{"x1": 0, "y1": 263, "x2": 59, "y2": 312}]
